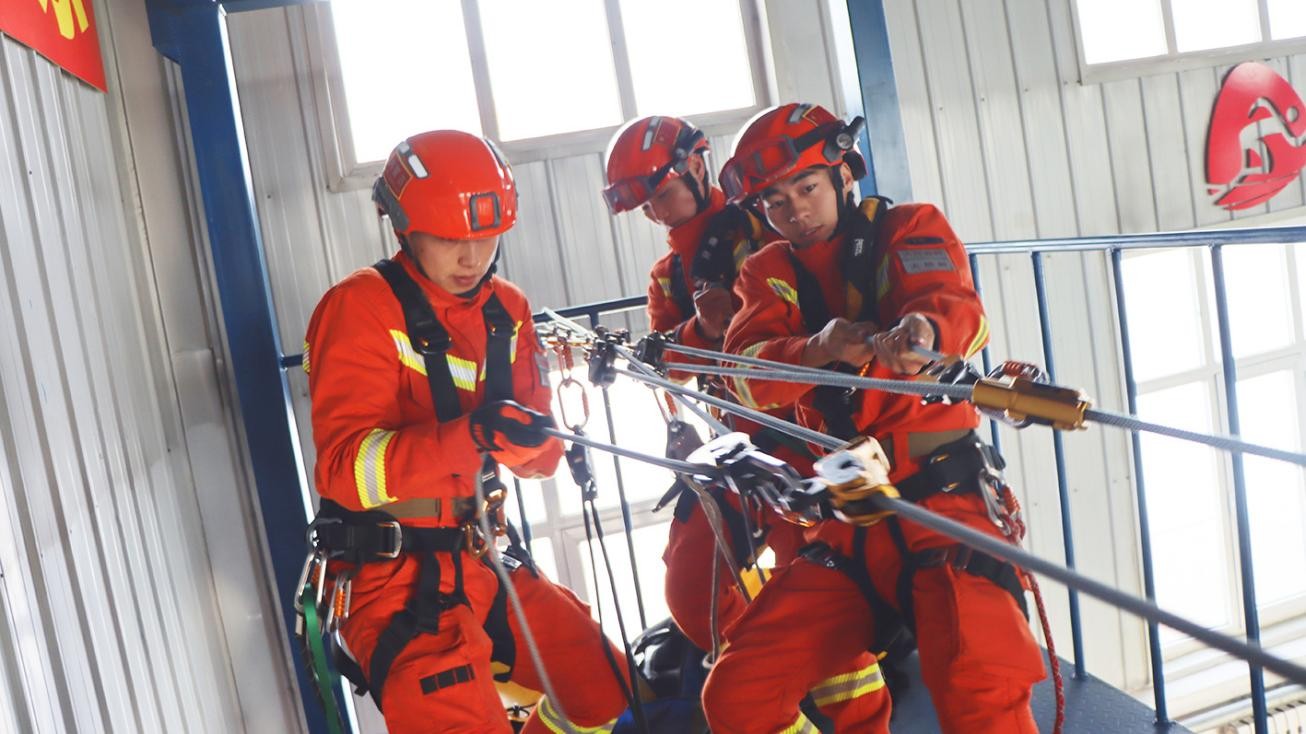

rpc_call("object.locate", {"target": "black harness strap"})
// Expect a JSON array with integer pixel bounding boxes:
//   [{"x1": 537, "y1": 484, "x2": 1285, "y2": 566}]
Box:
[
  {"x1": 317, "y1": 259, "x2": 524, "y2": 707},
  {"x1": 799, "y1": 528, "x2": 909, "y2": 656},
  {"x1": 668, "y1": 253, "x2": 696, "y2": 321}
]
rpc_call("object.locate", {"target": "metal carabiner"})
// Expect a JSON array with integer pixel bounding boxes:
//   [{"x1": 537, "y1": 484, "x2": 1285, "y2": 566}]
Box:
[{"x1": 557, "y1": 376, "x2": 590, "y2": 432}]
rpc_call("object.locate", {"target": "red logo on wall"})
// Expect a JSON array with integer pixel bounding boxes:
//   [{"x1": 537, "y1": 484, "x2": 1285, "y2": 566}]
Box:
[
  {"x1": 1206, "y1": 62, "x2": 1306, "y2": 211},
  {"x1": 0, "y1": 0, "x2": 106, "y2": 92}
]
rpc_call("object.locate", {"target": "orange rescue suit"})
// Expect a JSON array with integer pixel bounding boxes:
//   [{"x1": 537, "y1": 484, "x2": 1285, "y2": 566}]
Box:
[
  {"x1": 306, "y1": 252, "x2": 630, "y2": 733},
  {"x1": 650, "y1": 192, "x2": 890, "y2": 731},
  {"x1": 703, "y1": 202, "x2": 1045, "y2": 734}
]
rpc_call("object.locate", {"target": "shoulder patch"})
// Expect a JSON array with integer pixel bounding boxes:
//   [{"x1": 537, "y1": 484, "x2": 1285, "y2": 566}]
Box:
[
  {"x1": 535, "y1": 351, "x2": 552, "y2": 388},
  {"x1": 897, "y1": 248, "x2": 954, "y2": 274}
]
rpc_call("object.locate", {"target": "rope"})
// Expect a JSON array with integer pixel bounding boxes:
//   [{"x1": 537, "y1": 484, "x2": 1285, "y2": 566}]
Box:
[
  {"x1": 1084, "y1": 407, "x2": 1306, "y2": 466},
  {"x1": 612, "y1": 368, "x2": 842, "y2": 451},
  {"x1": 879, "y1": 496, "x2": 1306, "y2": 685},
  {"x1": 545, "y1": 427, "x2": 718, "y2": 477},
  {"x1": 666, "y1": 361, "x2": 976, "y2": 401},
  {"x1": 473, "y1": 459, "x2": 578, "y2": 734},
  {"x1": 604, "y1": 351, "x2": 1306, "y2": 688}
]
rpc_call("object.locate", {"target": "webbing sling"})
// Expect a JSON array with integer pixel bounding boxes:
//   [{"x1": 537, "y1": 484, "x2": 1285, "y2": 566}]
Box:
[
  {"x1": 334, "y1": 259, "x2": 521, "y2": 708},
  {"x1": 667, "y1": 253, "x2": 697, "y2": 322}
]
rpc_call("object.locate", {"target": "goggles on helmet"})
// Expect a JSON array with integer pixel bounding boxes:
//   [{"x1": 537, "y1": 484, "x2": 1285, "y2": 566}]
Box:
[
  {"x1": 601, "y1": 159, "x2": 683, "y2": 214},
  {"x1": 721, "y1": 117, "x2": 865, "y2": 203}
]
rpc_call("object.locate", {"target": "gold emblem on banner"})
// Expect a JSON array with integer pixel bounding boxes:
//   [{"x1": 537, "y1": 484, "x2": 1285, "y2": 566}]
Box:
[{"x1": 37, "y1": 0, "x2": 89, "y2": 40}]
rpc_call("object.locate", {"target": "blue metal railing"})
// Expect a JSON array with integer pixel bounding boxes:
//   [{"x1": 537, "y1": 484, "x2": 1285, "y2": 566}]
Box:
[{"x1": 510, "y1": 224, "x2": 1306, "y2": 734}]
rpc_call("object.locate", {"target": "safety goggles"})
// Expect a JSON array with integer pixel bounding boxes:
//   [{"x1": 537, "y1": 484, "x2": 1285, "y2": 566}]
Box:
[
  {"x1": 720, "y1": 119, "x2": 863, "y2": 202},
  {"x1": 601, "y1": 159, "x2": 680, "y2": 214}
]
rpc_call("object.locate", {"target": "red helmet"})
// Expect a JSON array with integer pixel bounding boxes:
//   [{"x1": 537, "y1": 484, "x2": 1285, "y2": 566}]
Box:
[
  {"x1": 720, "y1": 103, "x2": 866, "y2": 204},
  {"x1": 602, "y1": 116, "x2": 709, "y2": 214},
  {"x1": 372, "y1": 130, "x2": 517, "y2": 240}
]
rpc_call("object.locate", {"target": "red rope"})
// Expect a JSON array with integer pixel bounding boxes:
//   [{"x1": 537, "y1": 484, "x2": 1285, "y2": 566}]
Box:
[{"x1": 1002, "y1": 486, "x2": 1065, "y2": 734}]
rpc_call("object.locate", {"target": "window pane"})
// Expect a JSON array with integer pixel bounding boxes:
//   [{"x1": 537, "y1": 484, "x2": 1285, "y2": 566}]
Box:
[
  {"x1": 1075, "y1": 0, "x2": 1167, "y2": 64},
  {"x1": 620, "y1": 0, "x2": 755, "y2": 116},
  {"x1": 1237, "y1": 371, "x2": 1306, "y2": 605},
  {"x1": 505, "y1": 476, "x2": 547, "y2": 527},
  {"x1": 479, "y1": 0, "x2": 623, "y2": 140},
  {"x1": 1268, "y1": 0, "x2": 1306, "y2": 39},
  {"x1": 329, "y1": 0, "x2": 482, "y2": 163},
  {"x1": 1224, "y1": 244, "x2": 1292, "y2": 358},
  {"x1": 1122, "y1": 250, "x2": 1207, "y2": 382},
  {"x1": 1137, "y1": 382, "x2": 1232, "y2": 643},
  {"x1": 1172, "y1": 0, "x2": 1262, "y2": 52},
  {"x1": 579, "y1": 522, "x2": 671, "y2": 640}
]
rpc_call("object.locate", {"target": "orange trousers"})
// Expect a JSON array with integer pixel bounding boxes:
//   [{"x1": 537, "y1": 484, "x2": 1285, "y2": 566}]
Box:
[
  {"x1": 663, "y1": 487, "x2": 892, "y2": 732},
  {"x1": 338, "y1": 552, "x2": 630, "y2": 733},
  {"x1": 701, "y1": 493, "x2": 1046, "y2": 734}
]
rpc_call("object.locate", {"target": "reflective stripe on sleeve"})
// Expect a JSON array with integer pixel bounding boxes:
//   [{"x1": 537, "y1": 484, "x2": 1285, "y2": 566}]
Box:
[
  {"x1": 390, "y1": 329, "x2": 428, "y2": 376},
  {"x1": 354, "y1": 428, "x2": 398, "y2": 508},
  {"x1": 963, "y1": 314, "x2": 990, "y2": 358},
  {"x1": 767, "y1": 277, "x2": 799, "y2": 306}
]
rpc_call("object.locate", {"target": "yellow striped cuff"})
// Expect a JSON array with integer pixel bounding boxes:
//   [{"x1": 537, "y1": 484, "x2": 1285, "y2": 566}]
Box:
[
  {"x1": 809, "y1": 661, "x2": 886, "y2": 707},
  {"x1": 536, "y1": 696, "x2": 616, "y2": 734},
  {"x1": 353, "y1": 428, "x2": 397, "y2": 509},
  {"x1": 779, "y1": 712, "x2": 821, "y2": 734}
]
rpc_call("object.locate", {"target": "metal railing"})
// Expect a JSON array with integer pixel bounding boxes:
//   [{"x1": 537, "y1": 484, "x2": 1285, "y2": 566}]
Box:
[{"x1": 523, "y1": 224, "x2": 1306, "y2": 734}]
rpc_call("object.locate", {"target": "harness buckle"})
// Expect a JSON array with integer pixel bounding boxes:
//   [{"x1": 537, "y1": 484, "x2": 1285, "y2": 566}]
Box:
[{"x1": 377, "y1": 521, "x2": 403, "y2": 559}]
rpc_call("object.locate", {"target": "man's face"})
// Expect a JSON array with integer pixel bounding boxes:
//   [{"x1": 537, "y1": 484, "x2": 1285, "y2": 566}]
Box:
[
  {"x1": 760, "y1": 164, "x2": 853, "y2": 248},
  {"x1": 640, "y1": 157, "x2": 705, "y2": 228},
  {"x1": 407, "y1": 231, "x2": 501, "y2": 295}
]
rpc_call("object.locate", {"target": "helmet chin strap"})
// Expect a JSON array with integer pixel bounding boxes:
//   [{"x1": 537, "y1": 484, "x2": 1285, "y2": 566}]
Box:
[
  {"x1": 683, "y1": 155, "x2": 710, "y2": 215},
  {"x1": 830, "y1": 165, "x2": 857, "y2": 235}
]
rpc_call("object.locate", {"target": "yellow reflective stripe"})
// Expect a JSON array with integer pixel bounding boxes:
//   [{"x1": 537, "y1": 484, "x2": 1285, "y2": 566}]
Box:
[
  {"x1": 778, "y1": 712, "x2": 820, "y2": 734},
  {"x1": 353, "y1": 428, "x2": 397, "y2": 509},
  {"x1": 731, "y1": 343, "x2": 783, "y2": 410},
  {"x1": 390, "y1": 329, "x2": 428, "y2": 376},
  {"x1": 302, "y1": 341, "x2": 311, "y2": 374},
  {"x1": 963, "y1": 315, "x2": 990, "y2": 358},
  {"x1": 657, "y1": 277, "x2": 673, "y2": 298},
  {"x1": 767, "y1": 277, "x2": 799, "y2": 306},
  {"x1": 810, "y1": 662, "x2": 886, "y2": 707},
  {"x1": 536, "y1": 696, "x2": 615, "y2": 733},
  {"x1": 447, "y1": 355, "x2": 478, "y2": 391},
  {"x1": 875, "y1": 258, "x2": 891, "y2": 301},
  {"x1": 510, "y1": 321, "x2": 521, "y2": 364}
]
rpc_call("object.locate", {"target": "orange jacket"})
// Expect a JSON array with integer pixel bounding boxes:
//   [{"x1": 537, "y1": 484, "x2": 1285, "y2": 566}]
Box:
[
  {"x1": 305, "y1": 251, "x2": 561, "y2": 525},
  {"x1": 724, "y1": 202, "x2": 989, "y2": 478},
  {"x1": 646, "y1": 188, "x2": 774, "y2": 362}
]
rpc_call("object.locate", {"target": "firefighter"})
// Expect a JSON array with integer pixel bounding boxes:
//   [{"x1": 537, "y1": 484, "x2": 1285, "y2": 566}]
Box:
[
  {"x1": 304, "y1": 130, "x2": 631, "y2": 733},
  {"x1": 703, "y1": 103, "x2": 1046, "y2": 733},
  {"x1": 603, "y1": 115, "x2": 889, "y2": 731}
]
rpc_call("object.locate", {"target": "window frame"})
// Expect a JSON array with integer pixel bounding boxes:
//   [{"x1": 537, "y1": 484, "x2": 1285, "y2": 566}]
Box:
[
  {"x1": 1121, "y1": 242, "x2": 1306, "y2": 666},
  {"x1": 302, "y1": 0, "x2": 773, "y2": 192},
  {"x1": 1069, "y1": 0, "x2": 1306, "y2": 84}
]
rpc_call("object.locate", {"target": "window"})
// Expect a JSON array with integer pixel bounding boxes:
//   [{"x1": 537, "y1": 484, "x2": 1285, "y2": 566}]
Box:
[
  {"x1": 308, "y1": 0, "x2": 769, "y2": 189},
  {"x1": 1071, "y1": 0, "x2": 1306, "y2": 82},
  {"x1": 1120, "y1": 243, "x2": 1306, "y2": 655}
]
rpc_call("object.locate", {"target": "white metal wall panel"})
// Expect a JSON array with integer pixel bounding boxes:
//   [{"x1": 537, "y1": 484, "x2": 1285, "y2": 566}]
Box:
[{"x1": 0, "y1": 0, "x2": 301, "y2": 727}]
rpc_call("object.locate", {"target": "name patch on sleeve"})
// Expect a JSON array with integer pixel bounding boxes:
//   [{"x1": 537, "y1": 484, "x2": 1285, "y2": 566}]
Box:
[{"x1": 898, "y1": 248, "x2": 954, "y2": 274}]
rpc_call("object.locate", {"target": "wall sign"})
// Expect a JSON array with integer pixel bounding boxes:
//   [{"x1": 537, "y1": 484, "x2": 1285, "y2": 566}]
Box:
[{"x1": 0, "y1": 0, "x2": 106, "y2": 92}]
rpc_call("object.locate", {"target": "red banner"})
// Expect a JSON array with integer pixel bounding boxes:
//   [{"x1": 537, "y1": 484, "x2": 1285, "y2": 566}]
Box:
[{"x1": 0, "y1": 0, "x2": 106, "y2": 92}]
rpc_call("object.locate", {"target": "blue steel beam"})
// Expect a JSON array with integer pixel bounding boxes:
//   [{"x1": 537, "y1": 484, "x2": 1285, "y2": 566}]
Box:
[
  {"x1": 845, "y1": 0, "x2": 911, "y2": 202},
  {"x1": 145, "y1": 2, "x2": 337, "y2": 732},
  {"x1": 1110, "y1": 249, "x2": 1169, "y2": 724},
  {"x1": 1032, "y1": 252, "x2": 1087, "y2": 679},
  {"x1": 1210, "y1": 245, "x2": 1268, "y2": 734}
]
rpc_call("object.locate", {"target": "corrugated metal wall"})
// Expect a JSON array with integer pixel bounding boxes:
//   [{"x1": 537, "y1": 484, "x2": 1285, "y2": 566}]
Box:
[
  {"x1": 0, "y1": 0, "x2": 300, "y2": 730},
  {"x1": 884, "y1": 0, "x2": 1306, "y2": 691}
]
